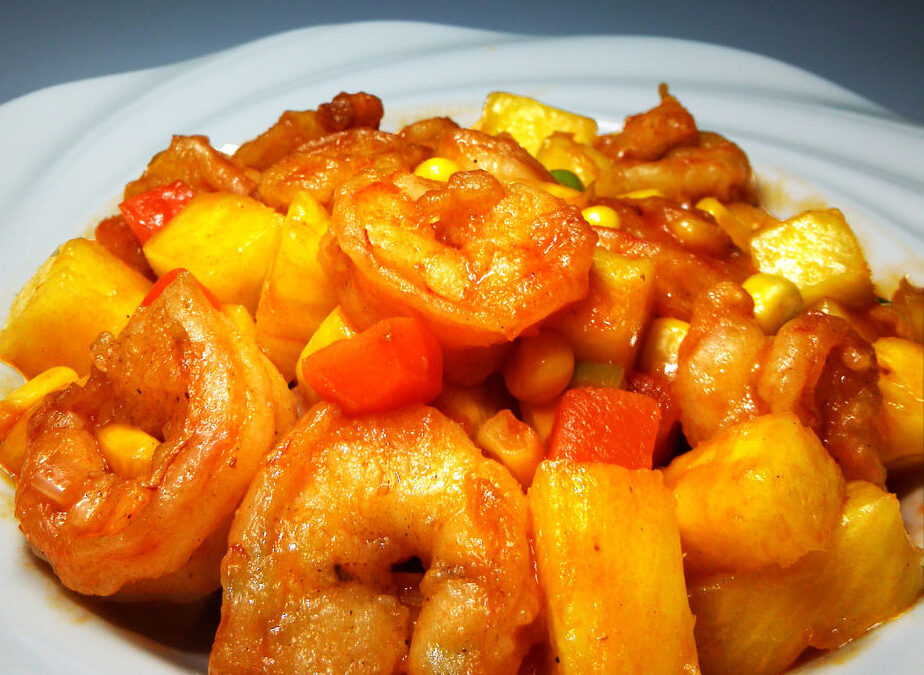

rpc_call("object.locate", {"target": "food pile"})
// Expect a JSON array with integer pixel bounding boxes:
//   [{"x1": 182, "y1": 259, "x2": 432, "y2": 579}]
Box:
[{"x1": 0, "y1": 88, "x2": 921, "y2": 674}]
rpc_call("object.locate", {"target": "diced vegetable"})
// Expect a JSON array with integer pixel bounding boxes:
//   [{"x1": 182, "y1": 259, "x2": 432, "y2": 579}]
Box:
[
  {"x1": 0, "y1": 239, "x2": 152, "y2": 377},
  {"x1": 749, "y1": 209, "x2": 875, "y2": 307},
  {"x1": 689, "y1": 481, "x2": 923, "y2": 675},
  {"x1": 569, "y1": 360, "x2": 625, "y2": 389},
  {"x1": 548, "y1": 386, "x2": 661, "y2": 469},
  {"x1": 663, "y1": 413, "x2": 846, "y2": 574},
  {"x1": 580, "y1": 204, "x2": 620, "y2": 229},
  {"x1": 413, "y1": 157, "x2": 460, "y2": 182},
  {"x1": 295, "y1": 306, "x2": 356, "y2": 402},
  {"x1": 254, "y1": 192, "x2": 338, "y2": 379},
  {"x1": 638, "y1": 317, "x2": 689, "y2": 378},
  {"x1": 476, "y1": 409, "x2": 544, "y2": 486},
  {"x1": 549, "y1": 169, "x2": 584, "y2": 191},
  {"x1": 96, "y1": 423, "x2": 160, "y2": 479},
  {"x1": 519, "y1": 397, "x2": 560, "y2": 444},
  {"x1": 141, "y1": 268, "x2": 222, "y2": 309},
  {"x1": 473, "y1": 92, "x2": 598, "y2": 156},
  {"x1": 553, "y1": 249, "x2": 655, "y2": 367},
  {"x1": 118, "y1": 179, "x2": 195, "y2": 244},
  {"x1": 300, "y1": 316, "x2": 443, "y2": 415},
  {"x1": 142, "y1": 192, "x2": 284, "y2": 312},
  {"x1": 537, "y1": 131, "x2": 611, "y2": 187},
  {"x1": 529, "y1": 461, "x2": 700, "y2": 674},
  {"x1": 741, "y1": 272, "x2": 804, "y2": 334},
  {"x1": 874, "y1": 337, "x2": 924, "y2": 469},
  {"x1": 502, "y1": 329, "x2": 575, "y2": 404}
]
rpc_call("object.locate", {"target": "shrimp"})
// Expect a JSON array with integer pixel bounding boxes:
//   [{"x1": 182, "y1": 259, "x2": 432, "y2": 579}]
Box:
[
  {"x1": 14, "y1": 272, "x2": 296, "y2": 597},
  {"x1": 435, "y1": 127, "x2": 554, "y2": 183},
  {"x1": 594, "y1": 199, "x2": 753, "y2": 320},
  {"x1": 256, "y1": 128, "x2": 431, "y2": 210},
  {"x1": 675, "y1": 282, "x2": 887, "y2": 485},
  {"x1": 324, "y1": 169, "x2": 596, "y2": 353},
  {"x1": 210, "y1": 403, "x2": 541, "y2": 675},
  {"x1": 591, "y1": 89, "x2": 754, "y2": 204},
  {"x1": 759, "y1": 312, "x2": 887, "y2": 486},
  {"x1": 233, "y1": 91, "x2": 385, "y2": 170},
  {"x1": 124, "y1": 135, "x2": 260, "y2": 198}
]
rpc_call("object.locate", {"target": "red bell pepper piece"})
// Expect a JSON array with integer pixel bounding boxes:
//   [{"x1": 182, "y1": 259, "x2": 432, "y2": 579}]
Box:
[
  {"x1": 119, "y1": 180, "x2": 195, "y2": 244},
  {"x1": 301, "y1": 316, "x2": 443, "y2": 415},
  {"x1": 141, "y1": 268, "x2": 222, "y2": 309},
  {"x1": 547, "y1": 386, "x2": 661, "y2": 469}
]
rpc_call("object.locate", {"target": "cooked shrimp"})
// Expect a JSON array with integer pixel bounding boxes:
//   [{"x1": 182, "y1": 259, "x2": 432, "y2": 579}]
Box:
[
  {"x1": 435, "y1": 127, "x2": 554, "y2": 183},
  {"x1": 124, "y1": 135, "x2": 260, "y2": 198},
  {"x1": 15, "y1": 273, "x2": 296, "y2": 597},
  {"x1": 595, "y1": 86, "x2": 699, "y2": 161},
  {"x1": 759, "y1": 312, "x2": 887, "y2": 486},
  {"x1": 673, "y1": 281, "x2": 770, "y2": 445},
  {"x1": 256, "y1": 128, "x2": 431, "y2": 210},
  {"x1": 325, "y1": 169, "x2": 596, "y2": 354},
  {"x1": 234, "y1": 92, "x2": 385, "y2": 170},
  {"x1": 675, "y1": 283, "x2": 887, "y2": 484},
  {"x1": 210, "y1": 403, "x2": 541, "y2": 675}
]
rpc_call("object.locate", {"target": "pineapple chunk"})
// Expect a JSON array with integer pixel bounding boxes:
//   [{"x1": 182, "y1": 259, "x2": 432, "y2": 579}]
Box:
[
  {"x1": 530, "y1": 461, "x2": 700, "y2": 674},
  {"x1": 142, "y1": 192, "x2": 283, "y2": 312},
  {"x1": 0, "y1": 239, "x2": 152, "y2": 378},
  {"x1": 537, "y1": 131, "x2": 612, "y2": 188},
  {"x1": 749, "y1": 209, "x2": 874, "y2": 307},
  {"x1": 874, "y1": 337, "x2": 924, "y2": 469},
  {"x1": 519, "y1": 397, "x2": 559, "y2": 444},
  {"x1": 475, "y1": 409, "x2": 544, "y2": 486},
  {"x1": 473, "y1": 92, "x2": 598, "y2": 156},
  {"x1": 553, "y1": 249, "x2": 654, "y2": 367},
  {"x1": 663, "y1": 413, "x2": 845, "y2": 574},
  {"x1": 254, "y1": 193, "x2": 338, "y2": 379},
  {"x1": 96, "y1": 423, "x2": 160, "y2": 479},
  {"x1": 689, "y1": 481, "x2": 923, "y2": 675}
]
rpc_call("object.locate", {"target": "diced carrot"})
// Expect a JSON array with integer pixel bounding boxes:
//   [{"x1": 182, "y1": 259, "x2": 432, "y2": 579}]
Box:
[
  {"x1": 119, "y1": 179, "x2": 195, "y2": 244},
  {"x1": 141, "y1": 268, "x2": 222, "y2": 309},
  {"x1": 548, "y1": 386, "x2": 661, "y2": 469},
  {"x1": 301, "y1": 316, "x2": 443, "y2": 415}
]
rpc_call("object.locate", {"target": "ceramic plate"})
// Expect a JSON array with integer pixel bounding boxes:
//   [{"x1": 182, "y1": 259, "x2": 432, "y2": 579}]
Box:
[{"x1": 0, "y1": 21, "x2": 921, "y2": 674}]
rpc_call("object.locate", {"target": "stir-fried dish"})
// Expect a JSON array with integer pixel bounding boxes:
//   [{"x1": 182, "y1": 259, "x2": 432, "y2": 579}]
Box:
[{"x1": 0, "y1": 88, "x2": 921, "y2": 674}]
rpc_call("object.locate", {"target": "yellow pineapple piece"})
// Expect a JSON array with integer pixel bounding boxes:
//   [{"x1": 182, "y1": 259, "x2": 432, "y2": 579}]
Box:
[
  {"x1": 663, "y1": 413, "x2": 845, "y2": 574},
  {"x1": 529, "y1": 461, "x2": 700, "y2": 674},
  {"x1": 0, "y1": 239, "x2": 152, "y2": 378},
  {"x1": 475, "y1": 409, "x2": 544, "y2": 487},
  {"x1": 553, "y1": 249, "x2": 654, "y2": 367},
  {"x1": 473, "y1": 92, "x2": 598, "y2": 156},
  {"x1": 689, "y1": 481, "x2": 923, "y2": 675},
  {"x1": 749, "y1": 209, "x2": 875, "y2": 307},
  {"x1": 254, "y1": 192, "x2": 338, "y2": 379},
  {"x1": 874, "y1": 337, "x2": 924, "y2": 469},
  {"x1": 143, "y1": 192, "x2": 283, "y2": 312},
  {"x1": 96, "y1": 423, "x2": 160, "y2": 479}
]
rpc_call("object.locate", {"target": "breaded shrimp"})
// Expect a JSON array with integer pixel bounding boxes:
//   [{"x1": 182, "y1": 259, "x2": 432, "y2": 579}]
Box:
[
  {"x1": 675, "y1": 283, "x2": 887, "y2": 484},
  {"x1": 256, "y1": 128, "x2": 431, "y2": 210},
  {"x1": 435, "y1": 127, "x2": 554, "y2": 183},
  {"x1": 325, "y1": 169, "x2": 596, "y2": 351},
  {"x1": 15, "y1": 273, "x2": 296, "y2": 598},
  {"x1": 210, "y1": 403, "x2": 541, "y2": 675}
]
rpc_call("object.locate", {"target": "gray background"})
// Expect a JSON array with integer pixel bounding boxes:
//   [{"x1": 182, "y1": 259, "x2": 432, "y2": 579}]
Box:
[{"x1": 1, "y1": 0, "x2": 923, "y2": 123}]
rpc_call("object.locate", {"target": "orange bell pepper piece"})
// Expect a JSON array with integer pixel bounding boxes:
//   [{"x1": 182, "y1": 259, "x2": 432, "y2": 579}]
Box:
[
  {"x1": 119, "y1": 179, "x2": 195, "y2": 244},
  {"x1": 548, "y1": 386, "x2": 661, "y2": 469},
  {"x1": 301, "y1": 316, "x2": 443, "y2": 415}
]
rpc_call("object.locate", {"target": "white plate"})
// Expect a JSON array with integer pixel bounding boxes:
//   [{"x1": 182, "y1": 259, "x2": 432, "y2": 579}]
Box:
[{"x1": 0, "y1": 20, "x2": 921, "y2": 674}]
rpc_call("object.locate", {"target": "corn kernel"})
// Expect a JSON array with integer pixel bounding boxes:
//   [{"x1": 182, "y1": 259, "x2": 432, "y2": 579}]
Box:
[
  {"x1": 581, "y1": 205, "x2": 620, "y2": 229},
  {"x1": 503, "y1": 329, "x2": 575, "y2": 403},
  {"x1": 742, "y1": 273, "x2": 805, "y2": 334},
  {"x1": 570, "y1": 360, "x2": 625, "y2": 389},
  {"x1": 296, "y1": 306, "x2": 357, "y2": 399},
  {"x1": 476, "y1": 409, "x2": 544, "y2": 486},
  {"x1": 3, "y1": 366, "x2": 79, "y2": 411},
  {"x1": 96, "y1": 423, "x2": 160, "y2": 479},
  {"x1": 666, "y1": 213, "x2": 731, "y2": 256},
  {"x1": 414, "y1": 157, "x2": 460, "y2": 182},
  {"x1": 638, "y1": 318, "x2": 690, "y2": 378},
  {"x1": 618, "y1": 189, "x2": 664, "y2": 200}
]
